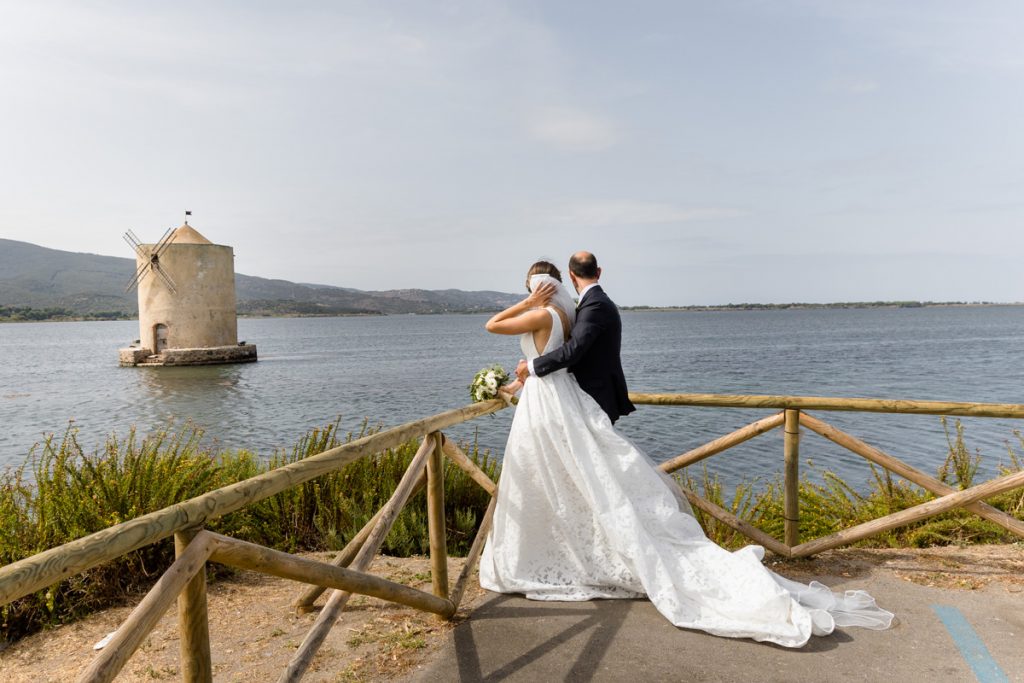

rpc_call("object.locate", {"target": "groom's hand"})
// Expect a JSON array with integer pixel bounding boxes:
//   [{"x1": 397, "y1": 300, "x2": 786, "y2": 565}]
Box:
[{"x1": 515, "y1": 359, "x2": 529, "y2": 382}]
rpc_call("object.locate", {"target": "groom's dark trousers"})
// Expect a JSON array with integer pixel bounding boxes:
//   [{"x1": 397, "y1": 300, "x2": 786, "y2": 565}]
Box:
[{"x1": 532, "y1": 285, "x2": 635, "y2": 424}]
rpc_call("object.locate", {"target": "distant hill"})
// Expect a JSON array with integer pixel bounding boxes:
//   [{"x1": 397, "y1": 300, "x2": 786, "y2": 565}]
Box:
[{"x1": 0, "y1": 239, "x2": 520, "y2": 317}]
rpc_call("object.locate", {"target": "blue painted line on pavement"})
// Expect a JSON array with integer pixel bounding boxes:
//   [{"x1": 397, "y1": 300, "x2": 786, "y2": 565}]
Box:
[{"x1": 931, "y1": 604, "x2": 1009, "y2": 683}]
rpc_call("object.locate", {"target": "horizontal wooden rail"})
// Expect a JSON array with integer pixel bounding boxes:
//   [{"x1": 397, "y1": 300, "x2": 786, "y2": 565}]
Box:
[
  {"x1": 207, "y1": 533, "x2": 454, "y2": 617},
  {"x1": 0, "y1": 399, "x2": 508, "y2": 608},
  {"x1": 9, "y1": 389, "x2": 1024, "y2": 682},
  {"x1": 639, "y1": 395, "x2": 1024, "y2": 559},
  {"x1": 629, "y1": 392, "x2": 1024, "y2": 418},
  {"x1": 800, "y1": 412, "x2": 1024, "y2": 539}
]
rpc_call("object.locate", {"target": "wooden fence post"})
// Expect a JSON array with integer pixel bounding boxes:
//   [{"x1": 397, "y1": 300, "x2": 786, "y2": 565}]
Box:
[
  {"x1": 427, "y1": 432, "x2": 449, "y2": 602},
  {"x1": 175, "y1": 529, "x2": 212, "y2": 683},
  {"x1": 783, "y1": 409, "x2": 800, "y2": 548}
]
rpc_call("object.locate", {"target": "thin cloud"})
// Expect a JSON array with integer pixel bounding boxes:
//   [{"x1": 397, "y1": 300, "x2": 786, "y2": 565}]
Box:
[
  {"x1": 526, "y1": 106, "x2": 617, "y2": 151},
  {"x1": 824, "y1": 77, "x2": 879, "y2": 94},
  {"x1": 814, "y1": 2, "x2": 1024, "y2": 74},
  {"x1": 545, "y1": 201, "x2": 746, "y2": 227}
]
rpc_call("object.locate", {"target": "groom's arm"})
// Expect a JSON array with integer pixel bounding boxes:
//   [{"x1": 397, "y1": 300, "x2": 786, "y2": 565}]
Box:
[{"x1": 531, "y1": 303, "x2": 605, "y2": 378}]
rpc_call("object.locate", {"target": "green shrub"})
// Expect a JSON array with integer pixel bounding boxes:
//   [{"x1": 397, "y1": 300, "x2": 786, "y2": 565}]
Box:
[
  {"x1": 2, "y1": 415, "x2": 1022, "y2": 645},
  {"x1": 678, "y1": 418, "x2": 1024, "y2": 550},
  {"x1": 0, "y1": 420, "x2": 497, "y2": 643}
]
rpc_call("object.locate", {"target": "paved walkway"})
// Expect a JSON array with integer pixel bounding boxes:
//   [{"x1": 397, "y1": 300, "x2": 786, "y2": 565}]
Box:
[{"x1": 414, "y1": 551, "x2": 1023, "y2": 682}]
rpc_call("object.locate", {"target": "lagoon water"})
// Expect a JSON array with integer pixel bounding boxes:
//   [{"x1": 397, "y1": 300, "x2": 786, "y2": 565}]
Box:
[{"x1": 2, "y1": 307, "x2": 1023, "y2": 490}]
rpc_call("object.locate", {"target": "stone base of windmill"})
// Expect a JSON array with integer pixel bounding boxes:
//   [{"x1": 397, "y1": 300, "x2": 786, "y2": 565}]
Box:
[{"x1": 119, "y1": 343, "x2": 258, "y2": 367}]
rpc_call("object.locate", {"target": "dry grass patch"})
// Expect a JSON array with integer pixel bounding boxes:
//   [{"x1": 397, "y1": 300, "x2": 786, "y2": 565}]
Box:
[{"x1": 0, "y1": 554, "x2": 489, "y2": 683}]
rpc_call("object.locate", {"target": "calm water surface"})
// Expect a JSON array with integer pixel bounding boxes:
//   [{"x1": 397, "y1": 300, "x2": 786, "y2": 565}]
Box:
[{"x1": 1, "y1": 307, "x2": 1022, "y2": 489}]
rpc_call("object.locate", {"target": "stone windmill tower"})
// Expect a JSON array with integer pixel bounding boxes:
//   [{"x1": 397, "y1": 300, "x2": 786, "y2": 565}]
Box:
[{"x1": 118, "y1": 215, "x2": 257, "y2": 366}]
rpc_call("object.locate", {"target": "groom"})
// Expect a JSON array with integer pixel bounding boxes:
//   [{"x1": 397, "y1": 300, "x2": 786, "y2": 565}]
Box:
[{"x1": 516, "y1": 251, "x2": 635, "y2": 423}]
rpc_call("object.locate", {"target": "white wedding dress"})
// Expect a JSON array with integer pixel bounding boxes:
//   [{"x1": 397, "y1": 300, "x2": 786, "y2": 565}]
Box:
[{"x1": 479, "y1": 307, "x2": 894, "y2": 648}]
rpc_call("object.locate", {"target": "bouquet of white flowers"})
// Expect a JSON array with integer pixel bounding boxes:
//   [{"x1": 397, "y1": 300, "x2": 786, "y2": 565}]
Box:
[{"x1": 469, "y1": 364, "x2": 512, "y2": 402}]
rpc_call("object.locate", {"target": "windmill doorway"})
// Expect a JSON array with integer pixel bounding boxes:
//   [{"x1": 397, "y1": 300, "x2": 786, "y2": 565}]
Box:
[{"x1": 154, "y1": 324, "x2": 169, "y2": 353}]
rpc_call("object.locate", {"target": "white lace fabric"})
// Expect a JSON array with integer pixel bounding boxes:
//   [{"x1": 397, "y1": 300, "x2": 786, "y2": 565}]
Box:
[{"x1": 478, "y1": 309, "x2": 894, "y2": 648}]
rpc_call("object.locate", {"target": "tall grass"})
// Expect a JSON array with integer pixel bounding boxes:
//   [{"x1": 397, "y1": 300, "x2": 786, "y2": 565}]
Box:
[
  {"x1": 681, "y1": 419, "x2": 1024, "y2": 550},
  {"x1": 0, "y1": 420, "x2": 496, "y2": 643},
  {"x1": 2, "y1": 416, "x2": 1022, "y2": 645}
]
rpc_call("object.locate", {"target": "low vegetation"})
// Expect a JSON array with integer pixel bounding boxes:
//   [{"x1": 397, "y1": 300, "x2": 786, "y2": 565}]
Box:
[
  {"x1": 0, "y1": 420, "x2": 496, "y2": 643},
  {"x1": 1, "y1": 416, "x2": 1022, "y2": 645},
  {"x1": 682, "y1": 417, "x2": 1024, "y2": 549},
  {"x1": 0, "y1": 305, "x2": 133, "y2": 322}
]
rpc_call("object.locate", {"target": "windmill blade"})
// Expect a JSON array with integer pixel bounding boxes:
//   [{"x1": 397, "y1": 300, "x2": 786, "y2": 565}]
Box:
[
  {"x1": 151, "y1": 226, "x2": 177, "y2": 259},
  {"x1": 153, "y1": 264, "x2": 178, "y2": 294},
  {"x1": 124, "y1": 261, "x2": 151, "y2": 292},
  {"x1": 122, "y1": 230, "x2": 147, "y2": 258}
]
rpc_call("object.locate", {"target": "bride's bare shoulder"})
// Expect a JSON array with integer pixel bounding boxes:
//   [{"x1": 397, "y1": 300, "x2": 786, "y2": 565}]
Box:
[{"x1": 485, "y1": 307, "x2": 552, "y2": 336}]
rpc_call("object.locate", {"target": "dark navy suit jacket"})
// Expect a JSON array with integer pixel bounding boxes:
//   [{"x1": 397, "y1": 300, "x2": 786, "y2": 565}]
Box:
[{"x1": 532, "y1": 285, "x2": 635, "y2": 423}]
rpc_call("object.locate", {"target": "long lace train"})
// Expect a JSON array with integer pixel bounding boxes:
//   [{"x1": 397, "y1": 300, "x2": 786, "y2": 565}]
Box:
[{"x1": 479, "y1": 307, "x2": 893, "y2": 647}]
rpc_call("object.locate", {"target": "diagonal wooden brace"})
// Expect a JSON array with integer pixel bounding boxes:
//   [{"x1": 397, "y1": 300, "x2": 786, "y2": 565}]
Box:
[
  {"x1": 800, "y1": 412, "x2": 1024, "y2": 540},
  {"x1": 658, "y1": 412, "x2": 785, "y2": 474},
  {"x1": 791, "y1": 468, "x2": 1024, "y2": 557},
  {"x1": 78, "y1": 531, "x2": 216, "y2": 683}
]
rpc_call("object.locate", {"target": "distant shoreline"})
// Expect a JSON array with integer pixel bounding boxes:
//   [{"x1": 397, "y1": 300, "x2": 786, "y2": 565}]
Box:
[
  {"x1": 621, "y1": 301, "x2": 1023, "y2": 312},
  {"x1": 2, "y1": 300, "x2": 1022, "y2": 323}
]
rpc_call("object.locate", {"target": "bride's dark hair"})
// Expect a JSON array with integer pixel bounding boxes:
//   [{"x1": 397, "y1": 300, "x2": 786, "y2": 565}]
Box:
[{"x1": 526, "y1": 260, "x2": 562, "y2": 291}]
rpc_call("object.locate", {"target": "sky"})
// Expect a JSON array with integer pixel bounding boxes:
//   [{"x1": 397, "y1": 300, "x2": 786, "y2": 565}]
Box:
[{"x1": 1, "y1": 1, "x2": 1022, "y2": 306}]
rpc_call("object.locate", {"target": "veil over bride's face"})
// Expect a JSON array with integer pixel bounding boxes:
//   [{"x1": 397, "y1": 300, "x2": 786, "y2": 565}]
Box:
[{"x1": 528, "y1": 273, "x2": 577, "y2": 329}]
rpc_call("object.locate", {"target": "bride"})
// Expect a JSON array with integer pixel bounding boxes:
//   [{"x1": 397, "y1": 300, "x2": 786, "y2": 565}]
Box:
[{"x1": 477, "y1": 260, "x2": 893, "y2": 648}]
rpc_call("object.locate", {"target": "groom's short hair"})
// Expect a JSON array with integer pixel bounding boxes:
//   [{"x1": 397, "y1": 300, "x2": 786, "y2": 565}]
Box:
[{"x1": 569, "y1": 252, "x2": 599, "y2": 279}]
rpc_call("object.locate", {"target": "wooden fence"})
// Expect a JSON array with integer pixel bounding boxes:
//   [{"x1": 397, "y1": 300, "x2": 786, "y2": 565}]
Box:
[
  {"x1": 0, "y1": 400, "x2": 505, "y2": 683},
  {"x1": 2, "y1": 392, "x2": 1024, "y2": 681},
  {"x1": 633, "y1": 393, "x2": 1024, "y2": 557}
]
